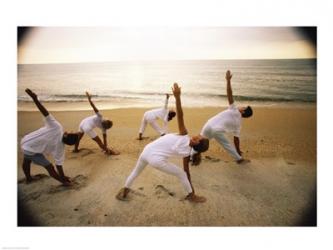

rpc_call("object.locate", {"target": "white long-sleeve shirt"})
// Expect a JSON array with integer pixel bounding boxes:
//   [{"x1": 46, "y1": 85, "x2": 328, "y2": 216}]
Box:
[{"x1": 21, "y1": 115, "x2": 65, "y2": 165}]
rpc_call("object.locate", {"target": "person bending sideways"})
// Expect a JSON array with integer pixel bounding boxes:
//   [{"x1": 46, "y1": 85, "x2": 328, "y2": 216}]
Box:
[
  {"x1": 200, "y1": 70, "x2": 252, "y2": 164},
  {"x1": 73, "y1": 92, "x2": 119, "y2": 155},
  {"x1": 138, "y1": 94, "x2": 176, "y2": 140},
  {"x1": 116, "y1": 83, "x2": 209, "y2": 203},
  {"x1": 21, "y1": 89, "x2": 80, "y2": 186}
]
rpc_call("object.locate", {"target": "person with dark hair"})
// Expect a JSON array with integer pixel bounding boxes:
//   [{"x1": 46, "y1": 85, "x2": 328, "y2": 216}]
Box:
[
  {"x1": 200, "y1": 70, "x2": 252, "y2": 164},
  {"x1": 116, "y1": 83, "x2": 209, "y2": 203},
  {"x1": 73, "y1": 92, "x2": 119, "y2": 155},
  {"x1": 20, "y1": 89, "x2": 80, "y2": 185},
  {"x1": 138, "y1": 94, "x2": 176, "y2": 140}
]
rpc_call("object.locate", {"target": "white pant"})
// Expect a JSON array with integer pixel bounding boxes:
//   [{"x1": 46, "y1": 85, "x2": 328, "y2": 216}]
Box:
[
  {"x1": 139, "y1": 117, "x2": 165, "y2": 136},
  {"x1": 201, "y1": 125, "x2": 242, "y2": 161},
  {"x1": 125, "y1": 154, "x2": 193, "y2": 193}
]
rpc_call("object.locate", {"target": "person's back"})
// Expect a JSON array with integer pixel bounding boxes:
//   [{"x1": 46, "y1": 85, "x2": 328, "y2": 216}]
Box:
[
  {"x1": 142, "y1": 133, "x2": 191, "y2": 159},
  {"x1": 144, "y1": 107, "x2": 168, "y2": 121},
  {"x1": 21, "y1": 115, "x2": 64, "y2": 157},
  {"x1": 80, "y1": 113, "x2": 104, "y2": 132},
  {"x1": 206, "y1": 103, "x2": 241, "y2": 135}
]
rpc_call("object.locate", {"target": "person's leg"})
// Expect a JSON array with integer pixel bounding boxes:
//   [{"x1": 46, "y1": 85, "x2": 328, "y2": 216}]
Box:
[
  {"x1": 116, "y1": 156, "x2": 148, "y2": 200},
  {"x1": 92, "y1": 135, "x2": 107, "y2": 151},
  {"x1": 150, "y1": 160, "x2": 193, "y2": 193},
  {"x1": 44, "y1": 164, "x2": 70, "y2": 185},
  {"x1": 22, "y1": 157, "x2": 33, "y2": 183},
  {"x1": 138, "y1": 117, "x2": 148, "y2": 139},
  {"x1": 149, "y1": 120, "x2": 165, "y2": 136},
  {"x1": 73, "y1": 132, "x2": 84, "y2": 152},
  {"x1": 124, "y1": 156, "x2": 148, "y2": 188},
  {"x1": 214, "y1": 132, "x2": 242, "y2": 161}
]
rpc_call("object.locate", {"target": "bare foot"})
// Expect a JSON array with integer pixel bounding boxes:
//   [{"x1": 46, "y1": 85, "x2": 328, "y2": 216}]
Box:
[
  {"x1": 116, "y1": 187, "x2": 130, "y2": 201},
  {"x1": 237, "y1": 159, "x2": 251, "y2": 164},
  {"x1": 62, "y1": 180, "x2": 73, "y2": 187},
  {"x1": 136, "y1": 136, "x2": 149, "y2": 140},
  {"x1": 185, "y1": 193, "x2": 207, "y2": 203},
  {"x1": 105, "y1": 148, "x2": 120, "y2": 155},
  {"x1": 25, "y1": 176, "x2": 39, "y2": 184},
  {"x1": 109, "y1": 149, "x2": 120, "y2": 155},
  {"x1": 72, "y1": 149, "x2": 80, "y2": 153}
]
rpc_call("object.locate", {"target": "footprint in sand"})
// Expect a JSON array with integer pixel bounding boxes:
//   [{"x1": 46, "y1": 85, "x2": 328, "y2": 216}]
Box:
[
  {"x1": 70, "y1": 148, "x2": 94, "y2": 158},
  {"x1": 211, "y1": 184, "x2": 220, "y2": 191},
  {"x1": 154, "y1": 184, "x2": 175, "y2": 199},
  {"x1": 204, "y1": 155, "x2": 221, "y2": 163},
  {"x1": 21, "y1": 191, "x2": 42, "y2": 202},
  {"x1": 48, "y1": 175, "x2": 88, "y2": 194},
  {"x1": 130, "y1": 189, "x2": 147, "y2": 197},
  {"x1": 18, "y1": 174, "x2": 49, "y2": 184}
]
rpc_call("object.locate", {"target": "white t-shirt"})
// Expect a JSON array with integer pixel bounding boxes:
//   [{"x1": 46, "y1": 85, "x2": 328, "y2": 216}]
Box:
[
  {"x1": 21, "y1": 115, "x2": 65, "y2": 165},
  {"x1": 143, "y1": 96, "x2": 169, "y2": 124},
  {"x1": 203, "y1": 103, "x2": 242, "y2": 137},
  {"x1": 79, "y1": 112, "x2": 106, "y2": 138},
  {"x1": 142, "y1": 133, "x2": 191, "y2": 159},
  {"x1": 144, "y1": 108, "x2": 168, "y2": 122}
]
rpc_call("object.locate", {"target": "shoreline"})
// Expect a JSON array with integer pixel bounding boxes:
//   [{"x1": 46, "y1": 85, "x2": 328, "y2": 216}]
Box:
[{"x1": 17, "y1": 100, "x2": 317, "y2": 112}]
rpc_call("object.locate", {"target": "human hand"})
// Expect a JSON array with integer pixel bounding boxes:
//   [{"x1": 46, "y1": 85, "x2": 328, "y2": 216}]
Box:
[
  {"x1": 225, "y1": 70, "x2": 233, "y2": 81},
  {"x1": 172, "y1": 83, "x2": 181, "y2": 97},
  {"x1": 63, "y1": 176, "x2": 72, "y2": 182},
  {"x1": 25, "y1": 88, "x2": 38, "y2": 100}
]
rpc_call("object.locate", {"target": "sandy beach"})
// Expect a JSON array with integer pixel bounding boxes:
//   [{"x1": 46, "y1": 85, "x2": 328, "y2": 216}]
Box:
[{"x1": 17, "y1": 105, "x2": 316, "y2": 226}]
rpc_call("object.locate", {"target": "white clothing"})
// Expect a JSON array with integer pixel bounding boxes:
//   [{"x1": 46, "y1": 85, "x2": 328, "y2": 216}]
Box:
[
  {"x1": 141, "y1": 133, "x2": 192, "y2": 159},
  {"x1": 21, "y1": 115, "x2": 65, "y2": 166},
  {"x1": 201, "y1": 103, "x2": 241, "y2": 137},
  {"x1": 200, "y1": 103, "x2": 242, "y2": 160},
  {"x1": 139, "y1": 97, "x2": 169, "y2": 135},
  {"x1": 79, "y1": 112, "x2": 106, "y2": 138},
  {"x1": 124, "y1": 133, "x2": 193, "y2": 193},
  {"x1": 139, "y1": 117, "x2": 166, "y2": 136},
  {"x1": 201, "y1": 125, "x2": 242, "y2": 161}
]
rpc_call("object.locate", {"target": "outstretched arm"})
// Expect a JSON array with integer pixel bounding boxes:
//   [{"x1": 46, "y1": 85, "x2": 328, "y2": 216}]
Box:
[
  {"x1": 25, "y1": 89, "x2": 49, "y2": 117},
  {"x1": 86, "y1": 91, "x2": 99, "y2": 113},
  {"x1": 234, "y1": 136, "x2": 242, "y2": 156},
  {"x1": 183, "y1": 156, "x2": 194, "y2": 193},
  {"x1": 103, "y1": 133, "x2": 108, "y2": 149},
  {"x1": 226, "y1": 70, "x2": 234, "y2": 105},
  {"x1": 172, "y1": 83, "x2": 187, "y2": 135}
]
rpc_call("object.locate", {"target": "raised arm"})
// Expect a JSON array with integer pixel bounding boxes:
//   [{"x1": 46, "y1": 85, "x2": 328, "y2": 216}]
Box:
[
  {"x1": 86, "y1": 91, "x2": 99, "y2": 113},
  {"x1": 172, "y1": 83, "x2": 187, "y2": 135},
  {"x1": 226, "y1": 70, "x2": 234, "y2": 105},
  {"x1": 163, "y1": 93, "x2": 170, "y2": 109},
  {"x1": 25, "y1": 89, "x2": 49, "y2": 117}
]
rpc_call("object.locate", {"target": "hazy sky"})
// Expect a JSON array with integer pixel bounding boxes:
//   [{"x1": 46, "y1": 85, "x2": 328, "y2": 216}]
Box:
[{"x1": 18, "y1": 27, "x2": 316, "y2": 64}]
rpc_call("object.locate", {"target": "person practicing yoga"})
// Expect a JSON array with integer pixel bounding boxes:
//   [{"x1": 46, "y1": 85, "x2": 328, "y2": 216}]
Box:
[
  {"x1": 200, "y1": 70, "x2": 252, "y2": 164},
  {"x1": 73, "y1": 91, "x2": 119, "y2": 155},
  {"x1": 117, "y1": 83, "x2": 209, "y2": 203},
  {"x1": 21, "y1": 89, "x2": 80, "y2": 185},
  {"x1": 137, "y1": 94, "x2": 176, "y2": 140}
]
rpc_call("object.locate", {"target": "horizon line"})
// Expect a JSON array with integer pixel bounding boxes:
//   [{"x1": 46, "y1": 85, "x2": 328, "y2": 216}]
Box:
[{"x1": 18, "y1": 57, "x2": 317, "y2": 65}]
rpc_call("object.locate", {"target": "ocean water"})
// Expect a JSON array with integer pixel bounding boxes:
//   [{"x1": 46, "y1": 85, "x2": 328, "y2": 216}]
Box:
[{"x1": 17, "y1": 59, "x2": 316, "y2": 109}]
